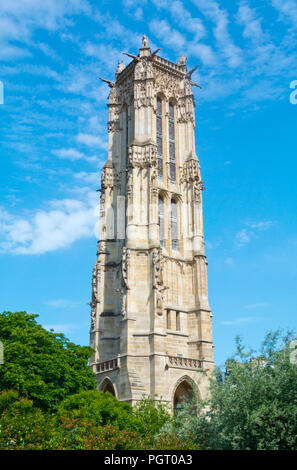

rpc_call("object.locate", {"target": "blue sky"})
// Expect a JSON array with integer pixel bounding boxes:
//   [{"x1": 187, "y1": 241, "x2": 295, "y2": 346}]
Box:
[{"x1": 0, "y1": 0, "x2": 296, "y2": 367}]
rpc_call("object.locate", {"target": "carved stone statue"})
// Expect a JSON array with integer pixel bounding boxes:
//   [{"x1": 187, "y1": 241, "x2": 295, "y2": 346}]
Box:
[
  {"x1": 142, "y1": 35, "x2": 149, "y2": 48},
  {"x1": 177, "y1": 55, "x2": 187, "y2": 66},
  {"x1": 116, "y1": 61, "x2": 125, "y2": 75}
]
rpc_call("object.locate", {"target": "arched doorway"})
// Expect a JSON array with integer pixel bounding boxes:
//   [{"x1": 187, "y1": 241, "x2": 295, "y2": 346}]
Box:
[
  {"x1": 100, "y1": 378, "x2": 116, "y2": 397},
  {"x1": 173, "y1": 379, "x2": 194, "y2": 413}
]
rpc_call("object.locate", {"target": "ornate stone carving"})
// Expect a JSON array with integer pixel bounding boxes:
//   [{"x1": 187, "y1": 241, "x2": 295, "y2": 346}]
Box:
[
  {"x1": 152, "y1": 248, "x2": 168, "y2": 316},
  {"x1": 177, "y1": 96, "x2": 195, "y2": 123},
  {"x1": 180, "y1": 158, "x2": 200, "y2": 184},
  {"x1": 129, "y1": 143, "x2": 157, "y2": 168},
  {"x1": 122, "y1": 247, "x2": 130, "y2": 289},
  {"x1": 108, "y1": 119, "x2": 120, "y2": 133},
  {"x1": 118, "y1": 75, "x2": 134, "y2": 106},
  {"x1": 101, "y1": 163, "x2": 119, "y2": 190},
  {"x1": 134, "y1": 75, "x2": 154, "y2": 107},
  {"x1": 90, "y1": 261, "x2": 103, "y2": 330},
  {"x1": 193, "y1": 180, "x2": 202, "y2": 203},
  {"x1": 167, "y1": 355, "x2": 202, "y2": 370},
  {"x1": 116, "y1": 248, "x2": 131, "y2": 318},
  {"x1": 180, "y1": 158, "x2": 203, "y2": 202},
  {"x1": 177, "y1": 55, "x2": 187, "y2": 66},
  {"x1": 142, "y1": 35, "x2": 149, "y2": 48},
  {"x1": 116, "y1": 61, "x2": 125, "y2": 75},
  {"x1": 154, "y1": 68, "x2": 182, "y2": 100}
]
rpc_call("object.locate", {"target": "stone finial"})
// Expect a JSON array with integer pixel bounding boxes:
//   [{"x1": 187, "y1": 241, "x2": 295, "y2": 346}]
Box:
[
  {"x1": 177, "y1": 55, "x2": 187, "y2": 66},
  {"x1": 142, "y1": 35, "x2": 149, "y2": 48},
  {"x1": 116, "y1": 61, "x2": 125, "y2": 75}
]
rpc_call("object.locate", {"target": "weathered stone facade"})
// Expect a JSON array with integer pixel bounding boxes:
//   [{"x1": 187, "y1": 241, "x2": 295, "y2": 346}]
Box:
[{"x1": 89, "y1": 36, "x2": 214, "y2": 408}]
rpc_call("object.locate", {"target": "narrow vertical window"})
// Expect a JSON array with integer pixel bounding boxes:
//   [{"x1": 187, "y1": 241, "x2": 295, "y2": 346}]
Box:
[
  {"x1": 171, "y1": 199, "x2": 178, "y2": 250},
  {"x1": 169, "y1": 102, "x2": 176, "y2": 183},
  {"x1": 176, "y1": 311, "x2": 181, "y2": 331},
  {"x1": 157, "y1": 98, "x2": 163, "y2": 179},
  {"x1": 158, "y1": 195, "x2": 164, "y2": 247},
  {"x1": 167, "y1": 310, "x2": 171, "y2": 330}
]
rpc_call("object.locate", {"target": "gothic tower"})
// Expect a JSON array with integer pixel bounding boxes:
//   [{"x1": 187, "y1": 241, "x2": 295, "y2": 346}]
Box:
[{"x1": 89, "y1": 36, "x2": 214, "y2": 408}]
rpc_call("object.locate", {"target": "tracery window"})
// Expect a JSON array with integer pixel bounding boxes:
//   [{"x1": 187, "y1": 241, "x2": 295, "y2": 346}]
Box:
[
  {"x1": 169, "y1": 102, "x2": 176, "y2": 183},
  {"x1": 171, "y1": 198, "x2": 178, "y2": 250}
]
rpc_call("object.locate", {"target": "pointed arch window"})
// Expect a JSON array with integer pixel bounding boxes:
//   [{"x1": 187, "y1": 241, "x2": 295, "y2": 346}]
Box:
[
  {"x1": 158, "y1": 195, "x2": 164, "y2": 247},
  {"x1": 157, "y1": 97, "x2": 163, "y2": 179},
  {"x1": 171, "y1": 198, "x2": 178, "y2": 250},
  {"x1": 169, "y1": 102, "x2": 176, "y2": 183}
]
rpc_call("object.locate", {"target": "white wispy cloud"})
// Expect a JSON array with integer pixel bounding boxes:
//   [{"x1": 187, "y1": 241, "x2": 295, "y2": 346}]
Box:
[
  {"x1": 53, "y1": 148, "x2": 86, "y2": 161},
  {"x1": 149, "y1": 19, "x2": 186, "y2": 51},
  {"x1": 271, "y1": 0, "x2": 297, "y2": 29},
  {"x1": 192, "y1": 0, "x2": 243, "y2": 68},
  {"x1": 235, "y1": 220, "x2": 274, "y2": 247},
  {"x1": 73, "y1": 171, "x2": 99, "y2": 186},
  {"x1": 0, "y1": 192, "x2": 98, "y2": 255},
  {"x1": 45, "y1": 299, "x2": 83, "y2": 308},
  {"x1": 0, "y1": 0, "x2": 91, "y2": 60},
  {"x1": 221, "y1": 316, "x2": 262, "y2": 326},
  {"x1": 224, "y1": 257, "x2": 234, "y2": 266},
  {"x1": 245, "y1": 302, "x2": 270, "y2": 309},
  {"x1": 76, "y1": 133, "x2": 107, "y2": 150},
  {"x1": 52, "y1": 147, "x2": 99, "y2": 163},
  {"x1": 236, "y1": 1, "x2": 267, "y2": 43},
  {"x1": 44, "y1": 323, "x2": 79, "y2": 334}
]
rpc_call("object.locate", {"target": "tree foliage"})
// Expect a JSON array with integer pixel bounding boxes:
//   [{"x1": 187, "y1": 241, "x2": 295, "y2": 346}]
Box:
[
  {"x1": 0, "y1": 311, "x2": 96, "y2": 410},
  {"x1": 133, "y1": 396, "x2": 172, "y2": 436},
  {"x1": 57, "y1": 390, "x2": 139, "y2": 430},
  {"x1": 174, "y1": 330, "x2": 297, "y2": 450},
  {"x1": 0, "y1": 390, "x2": 195, "y2": 450}
]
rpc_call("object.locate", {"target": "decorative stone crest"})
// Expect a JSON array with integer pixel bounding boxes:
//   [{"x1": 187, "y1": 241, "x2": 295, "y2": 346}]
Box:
[{"x1": 129, "y1": 143, "x2": 157, "y2": 168}]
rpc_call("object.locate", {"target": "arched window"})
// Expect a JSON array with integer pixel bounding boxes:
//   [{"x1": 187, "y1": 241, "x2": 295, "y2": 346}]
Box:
[
  {"x1": 169, "y1": 102, "x2": 176, "y2": 183},
  {"x1": 173, "y1": 380, "x2": 194, "y2": 413},
  {"x1": 158, "y1": 195, "x2": 164, "y2": 247},
  {"x1": 100, "y1": 378, "x2": 116, "y2": 397},
  {"x1": 156, "y1": 97, "x2": 163, "y2": 179},
  {"x1": 171, "y1": 198, "x2": 178, "y2": 250}
]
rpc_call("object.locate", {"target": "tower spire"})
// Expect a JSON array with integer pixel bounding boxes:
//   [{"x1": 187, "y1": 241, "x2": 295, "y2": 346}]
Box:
[{"x1": 90, "y1": 40, "x2": 214, "y2": 407}]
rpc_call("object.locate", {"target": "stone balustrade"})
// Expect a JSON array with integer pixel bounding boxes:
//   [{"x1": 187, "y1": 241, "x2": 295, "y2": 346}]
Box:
[
  {"x1": 96, "y1": 357, "x2": 120, "y2": 373},
  {"x1": 167, "y1": 355, "x2": 201, "y2": 370}
]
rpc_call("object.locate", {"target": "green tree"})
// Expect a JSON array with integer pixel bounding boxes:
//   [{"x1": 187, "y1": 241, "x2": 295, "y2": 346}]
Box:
[
  {"x1": 0, "y1": 390, "x2": 54, "y2": 450},
  {"x1": 0, "y1": 311, "x2": 96, "y2": 410},
  {"x1": 57, "y1": 390, "x2": 140, "y2": 430},
  {"x1": 174, "y1": 330, "x2": 297, "y2": 450},
  {"x1": 133, "y1": 396, "x2": 172, "y2": 436}
]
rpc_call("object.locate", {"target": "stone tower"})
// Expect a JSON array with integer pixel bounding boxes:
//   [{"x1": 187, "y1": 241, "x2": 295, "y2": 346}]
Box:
[{"x1": 89, "y1": 36, "x2": 214, "y2": 408}]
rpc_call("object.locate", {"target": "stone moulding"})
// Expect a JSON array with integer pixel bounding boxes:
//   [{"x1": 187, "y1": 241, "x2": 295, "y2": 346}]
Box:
[{"x1": 166, "y1": 355, "x2": 202, "y2": 370}]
